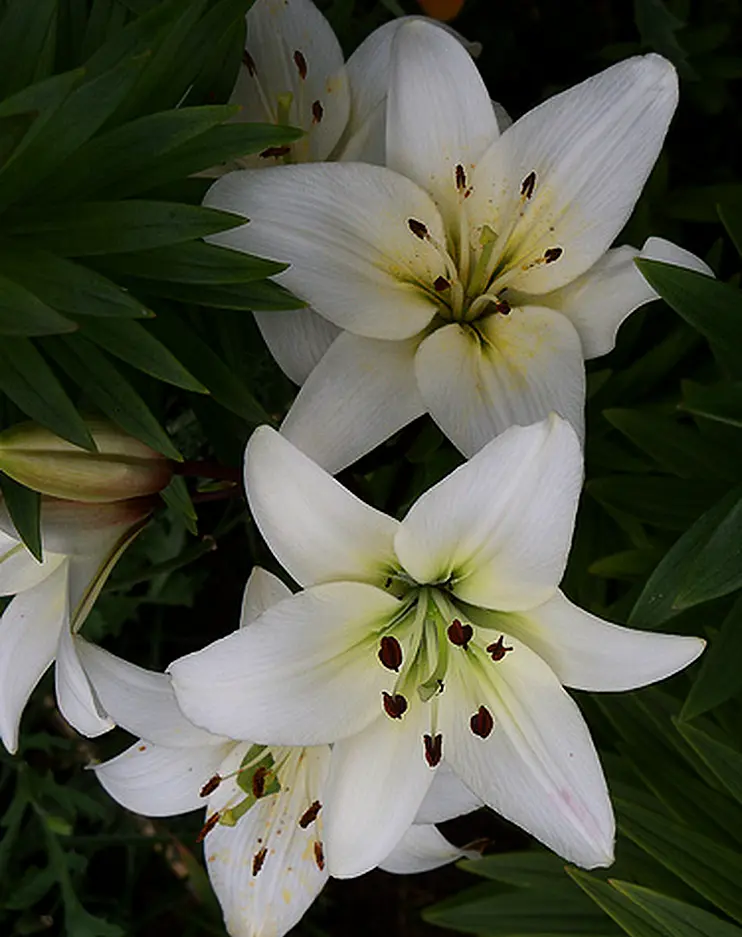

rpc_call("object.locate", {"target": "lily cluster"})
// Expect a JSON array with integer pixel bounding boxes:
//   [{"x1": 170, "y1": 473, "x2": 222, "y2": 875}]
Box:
[{"x1": 0, "y1": 1, "x2": 711, "y2": 936}]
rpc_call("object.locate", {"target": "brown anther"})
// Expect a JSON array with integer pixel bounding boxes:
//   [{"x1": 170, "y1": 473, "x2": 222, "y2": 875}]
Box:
[
  {"x1": 378, "y1": 635, "x2": 403, "y2": 672},
  {"x1": 486, "y1": 636, "x2": 513, "y2": 661},
  {"x1": 252, "y1": 766, "x2": 270, "y2": 799},
  {"x1": 384, "y1": 576, "x2": 393, "y2": 588},
  {"x1": 423, "y1": 733, "x2": 443, "y2": 767},
  {"x1": 520, "y1": 171, "x2": 536, "y2": 199},
  {"x1": 260, "y1": 145, "x2": 291, "y2": 159},
  {"x1": 293, "y1": 50, "x2": 308, "y2": 79},
  {"x1": 199, "y1": 774, "x2": 221, "y2": 797},
  {"x1": 455, "y1": 163, "x2": 467, "y2": 191},
  {"x1": 299, "y1": 800, "x2": 322, "y2": 828},
  {"x1": 252, "y1": 847, "x2": 268, "y2": 876},
  {"x1": 493, "y1": 298, "x2": 511, "y2": 315},
  {"x1": 447, "y1": 619, "x2": 473, "y2": 648},
  {"x1": 243, "y1": 50, "x2": 257, "y2": 76},
  {"x1": 196, "y1": 812, "x2": 220, "y2": 843},
  {"x1": 470, "y1": 705, "x2": 494, "y2": 738},
  {"x1": 434, "y1": 275, "x2": 451, "y2": 292},
  {"x1": 544, "y1": 247, "x2": 563, "y2": 263},
  {"x1": 314, "y1": 841, "x2": 325, "y2": 871},
  {"x1": 382, "y1": 691, "x2": 408, "y2": 719},
  {"x1": 311, "y1": 100, "x2": 324, "y2": 124},
  {"x1": 407, "y1": 218, "x2": 429, "y2": 240}
]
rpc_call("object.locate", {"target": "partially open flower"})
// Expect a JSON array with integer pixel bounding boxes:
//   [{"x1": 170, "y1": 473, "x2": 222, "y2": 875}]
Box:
[{"x1": 0, "y1": 419, "x2": 172, "y2": 503}]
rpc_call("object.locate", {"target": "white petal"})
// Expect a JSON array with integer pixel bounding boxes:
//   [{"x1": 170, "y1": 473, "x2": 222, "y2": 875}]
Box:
[
  {"x1": 204, "y1": 745, "x2": 331, "y2": 937},
  {"x1": 0, "y1": 562, "x2": 68, "y2": 753},
  {"x1": 324, "y1": 709, "x2": 436, "y2": 877},
  {"x1": 414, "y1": 308, "x2": 586, "y2": 457},
  {"x1": 415, "y1": 761, "x2": 482, "y2": 824},
  {"x1": 204, "y1": 163, "x2": 445, "y2": 340},
  {"x1": 281, "y1": 332, "x2": 425, "y2": 474},
  {"x1": 379, "y1": 825, "x2": 471, "y2": 874},
  {"x1": 76, "y1": 638, "x2": 220, "y2": 746},
  {"x1": 540, "y1": 238, "x2": 713, "y2": 359},
  {"x1": 55, "y1": 627, "x2": 113, "y2": 738},
  {"x1": 470, "y1": 55, "x2": 678, "y2": 294},
  {"x1": 395, "y1": 416, "x2": 582, "y2": 611},
  {"x1": 93, "y1": 739, "x2": 233, "y2": 816},
  {"x1": 241, "y1": 567, "x2": 293, "y2": 627},
  {"x1": 233, "y1": 0, "x2": 349, "y2": 162},
  {"x1": 0, "y1": 538, "x2": 66, "y2": 596},
  {"x1": 253, "y1": 306, "x2": 340, "y2": 385},
  {"x1": 244, "y1": 426, "x2": 399, "y2": 588},
  {"x1": 386, "y1": 20, "x2": 497, "y2": 228},
  {"x1": 506, "y1": 590, "x2": 705, "y2": 692},
  {"x1": 443, "y1": 639, "x2": 614, "y2": 869},
  {"x1": 170, "y1": 582, "x2": 399, "y2": 745}
]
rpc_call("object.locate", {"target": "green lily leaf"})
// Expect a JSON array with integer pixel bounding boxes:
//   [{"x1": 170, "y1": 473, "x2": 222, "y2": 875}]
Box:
[{"x1": 0, "y1": 473, "x2": 42, "y2": 561}]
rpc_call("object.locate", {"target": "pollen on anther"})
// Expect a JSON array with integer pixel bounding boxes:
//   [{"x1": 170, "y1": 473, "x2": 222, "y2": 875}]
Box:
[
  {"x1": 243, "y1": 50, "x2": 257, "y2": 76},
  {"x1": 455, "y1": 164, "x2": 467, "y2": 191},
  {"x1": 407, "y1": 218, "x2": 429, "y2": 240},
  {"x1": 196, "y1": 812, "x2": 220, "y2": 843},
  {"x1": 486, "y1": 636, "x2": 513, "y2": 661},
  {"x1": 252, "y1": 847, "x2": 268, "y2": 876},
  {"x1": 470, "y1": 705, "x2": 494, "y2": 738},
  {"x1": 520, "y1": 171, "x2": 536, "y2": 199},
  {"x1": 252, "y1": 766, "x2": 270, "y2": 798},
  {"x1": 447, "y1": 619, "x2": 473, "y2": 648},
  {"x1": 383, "y1": 691, "x2": 408, "y2": 719},
  {"x1": 314, "y1": 841, "x2": 325, "y2": 871},
  {"x1": 200, "y1": 774, "x2": 221, "y2": 797},
  {"x1": 293, "y1": 50, "x2": 308, "y2": 80},
  {"x1": 423, "y1": 733, "x2": 443, "y2": 767},
  {"x1": 434, "y1": 275, "x2": 451, "y2": 292},
  {"x1": 311, "y1": 100, "x2": 324, "y2": 124},
  {"x1": 378, "y1": 635, "x2": 403, "y2": 671},
  {"x1": 544, "y1": 247, "x2": 563, "y2": 263},
  {"x1": 299, "y1": 800, "x2": 322, "y2": 828},
  {"x1": 494, "y1": 298, "x2": 511, "y2": 315},
  {"x1": 260, "y1": 145, "x2": 291, "y2": 159}
]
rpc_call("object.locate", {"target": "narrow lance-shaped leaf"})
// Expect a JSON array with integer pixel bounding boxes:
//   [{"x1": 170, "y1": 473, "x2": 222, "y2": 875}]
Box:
[
  {"x1": 672, "y1": 497, "x2": 742, "y2": 609},
  {"x1": 681, "y1": 381, "x2": 742, "y2": 430},
  {"x1": 677, "y1": 721, "x2": 742, "y2": 807},
  {"x1": 0, "y1": 473, "x2": 42, "y2": 562},
  {"x1": 612, "y1": 880, "x2": 742, "y2": 937},
  {"x1": 0, "y1": 0, "x2": 57, "y2": 98},
  {"x1": 567, "y1": 867, "x2": 671, "y2": 937},
  {"x1": 0, "y1": 273, "x2": 77, "y2": 336}
]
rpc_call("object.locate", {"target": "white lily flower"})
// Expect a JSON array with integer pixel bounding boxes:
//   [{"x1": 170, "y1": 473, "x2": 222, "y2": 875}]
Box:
[
  {"x1": 227, "y1": 0, "x2": 489, "y2": 389},
  {"x1": 0, "y1": 497, "x2": 153, "y2": 753},
  {"x1": 205, "y1": 21, "x2": 711, "y2": 473},
  {"x1": 170, "y1": 419, "x2": 704, "y2": 876},
  {"x1": 85, "y1": 568, "x2": 474, "y2": 937}
]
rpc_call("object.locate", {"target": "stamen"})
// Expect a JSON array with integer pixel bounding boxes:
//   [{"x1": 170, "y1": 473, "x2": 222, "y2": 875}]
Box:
[
  {"x1": 199, "y1": 774, "x2": 221, "y2": 797},
  {"x1": 378, "y1": 635, "x2": 403, "y2": 671},
  {"x1": 470, "y1": 705, "x2": 494, "y2": 738},
  {"x1": 311, "y1": 100, "x2": 323, "y2": 124},
  {"x1": 382, "y1": 691, "x2": 408, "y2": 719},
  {"x1": 293, "y1": 50, "x2": 308, "y2": 80},
  {"x1": 243, "y1": 50, "x2": 257, "y2": 76},
  {"x1": 434, "y1": 275, "x2": 451, "y2": 292},
  {"x1": 252, "y1": 766, "x2": 270, "y2": 798},
  {"x1": 314, "y1": 841, "x2": 325, "y2": 871},
  {"x1": 520, "y1": 171, "x2": 536, "y2": 200},
  {"x1": 455, "y1": 164, "x2": 467, "y2": 191},
  {"x1": 252, "y1": 847, "x2": 268, "y2": 876},
  {"x1": 299, "y1": 800, "x2": 322, "y2": 828},
  {"x1": 486, "y1": 636, "x2": 513, "y2": 661},
  {"x1": 493, "y1": 297, "x2": 511, "y2": 315},
  {"x1": 447, "y1": 619, "x2": 473, "y2": 648},
  {"x1": 260, "y1": 145, "x2": 291, "y2": 159},
  {"x1": 196, "y1": 812, "x2": 220, "y2": 843},
  {"x1": 407, "y1": 218, "x2": 429, "y2": 240},
  {"x1": 544, "y1": 247, "x2": 563, "y2": 263},
  {"x1": 423, "y1": 733, "x2": 443, "y2": 767}
]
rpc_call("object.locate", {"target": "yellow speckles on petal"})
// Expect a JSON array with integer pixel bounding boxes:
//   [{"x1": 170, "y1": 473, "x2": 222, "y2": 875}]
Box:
[{"x1": 282, "y1": 889, "x2": 292, "y2": 904}]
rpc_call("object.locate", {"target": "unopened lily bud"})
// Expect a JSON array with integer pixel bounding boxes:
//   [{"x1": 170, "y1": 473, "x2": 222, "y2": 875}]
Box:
[{"x1": 0, "y1": 420, "x2": 172, "y2": 503}]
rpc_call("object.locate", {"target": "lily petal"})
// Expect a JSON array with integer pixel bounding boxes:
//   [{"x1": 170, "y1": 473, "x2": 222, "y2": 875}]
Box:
[
  {"x1": 281, "y1": 332, "x2": 426, "y2": 474},
  {"x1": 0, "y1": 537, "x2": 66, "y2": 596},
  {"x1": 170, "y1": 582, "x2": 399, "y2": 745},
  {"x1": 416, "y1": 761, "x2": 482, "y2": 824},
  {"x1": 241, "y1": 567, "x2": 292, "y2": 627},
  {"x1": 414, "y1": 306, "x2": 585, "y2": 456},
  {"x1": 204, "y1": 163, "x2": 445, "y2": 341},
  {"x1": 0, "y1": 562, "x2": 68, "y2": 753},
  {"x1": 324, "y1": 708, "x2": 436, "y2": 877},
  {"x1": 245, "y1": 427, "x2": 399, "y2": 588},
  {"x1": 386, "y1": 19, "x2": 497, "y2": 226},
  {"x1": 395, "y1": 416, "x2": 582, "y2": 611},
  {"x1": 253, "y1": 307, "x2": 340, "y2": 385},
  {"x1": 55, "y1": 628, "x2": 113, "y2": 738},
  {"x1": 379, "y1": 824, "x2": 473, "y2": 874},
  {"x1": 541, "y1": 238, "x2": 713, "y2": 359},
  {"x1": 470, "y1": 54, "x2": 678, "y2": 294},
  {"x1": 204, "y1": 744, "x2": 331, "y2": 937},
  {"x1": 93, "y1": 738, "x2": 233, "y2": 816},
  {"x1": 505, "y1": 590, "x2": 706, "y2": 692},
  {"x1": 443, "y1": 638, "x2": 615, "y2": 869},
  {"x1": 76, "y1": 639, "x2": 219, "y2": 746}
]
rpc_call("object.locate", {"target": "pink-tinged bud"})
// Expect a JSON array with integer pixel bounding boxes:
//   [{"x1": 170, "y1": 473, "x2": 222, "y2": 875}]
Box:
[{"x1": 0, "y1": 420, "x2": 172, "y2": 503}]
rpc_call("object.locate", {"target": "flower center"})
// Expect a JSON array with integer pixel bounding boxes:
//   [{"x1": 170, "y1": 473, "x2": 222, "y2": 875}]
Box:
[{"x1": 406, "y1": 165, "x2": 564, "y2": 327}]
